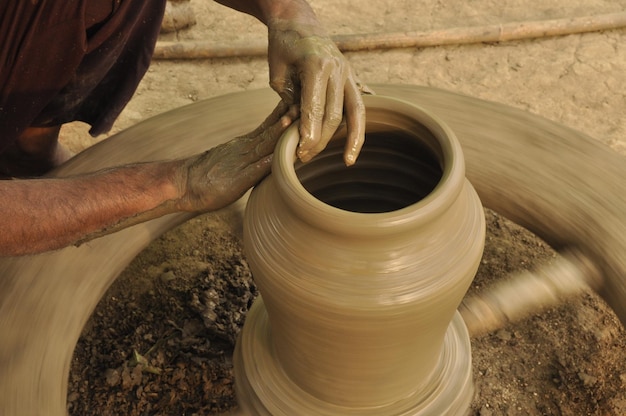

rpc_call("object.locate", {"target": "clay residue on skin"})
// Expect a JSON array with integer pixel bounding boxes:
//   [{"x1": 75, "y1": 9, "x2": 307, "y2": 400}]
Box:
[{"x1": 267, "y1": 18, "x2": 367, "y2": 166}]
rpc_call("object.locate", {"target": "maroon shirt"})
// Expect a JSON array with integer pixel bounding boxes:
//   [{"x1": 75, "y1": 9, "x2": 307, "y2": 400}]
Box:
[{"x1": 0, "y1": 0, "x2": 167, "y2": 153}]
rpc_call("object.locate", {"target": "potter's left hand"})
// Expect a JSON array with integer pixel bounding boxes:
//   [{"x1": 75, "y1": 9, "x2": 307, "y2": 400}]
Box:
[
  {"x1": 176, "y1": 101, "x2": 298, "y2": 213},
  {"x1": 267, "y1": 18, "x2": 369, "y2": 166}
]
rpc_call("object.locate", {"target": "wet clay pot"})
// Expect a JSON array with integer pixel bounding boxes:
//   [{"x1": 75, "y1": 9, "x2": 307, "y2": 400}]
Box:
[{"x1": 236, "y1": 95, "x2": 486, "y2": 415}]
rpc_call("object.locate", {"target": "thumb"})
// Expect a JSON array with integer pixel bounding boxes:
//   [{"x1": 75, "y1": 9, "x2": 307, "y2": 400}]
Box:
[
  {"x1": 269, "y1": 64, "x2": 298, "y2": 105},
  {"x1": 248, "y1": 105, "x2": 299, "y2": 162},
  {"x1": 235, "y1": 154, "x2": 274, "y2": 192}
]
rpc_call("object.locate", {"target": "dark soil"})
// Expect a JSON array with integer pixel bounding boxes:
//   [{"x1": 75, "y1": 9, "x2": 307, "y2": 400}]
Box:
[{"x1": 67, "y1": 209, "x2": 626, "y2": 415}]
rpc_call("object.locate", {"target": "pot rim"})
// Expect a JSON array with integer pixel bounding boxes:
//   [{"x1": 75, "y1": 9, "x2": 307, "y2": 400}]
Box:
[{"x1": 272, "y1": 95, "x2": 466, "y2": 236}]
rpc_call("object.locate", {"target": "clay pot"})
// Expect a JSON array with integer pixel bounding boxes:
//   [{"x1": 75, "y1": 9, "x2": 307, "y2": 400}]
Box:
[{"x1": 237, "y1": 95, "x2": 485, "y2": 414}]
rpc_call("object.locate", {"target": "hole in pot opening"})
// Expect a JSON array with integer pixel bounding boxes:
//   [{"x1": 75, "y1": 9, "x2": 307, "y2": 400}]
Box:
[{"x1": 295, "y1": 129, "x2": 443, "y2": 213}]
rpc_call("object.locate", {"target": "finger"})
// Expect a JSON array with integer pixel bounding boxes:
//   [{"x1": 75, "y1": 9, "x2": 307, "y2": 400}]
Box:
[
  {"x1": 342, "y1": 77, "x2": 366, "y2": 166},
  {"x1": 286, "y1": 103, "x2": 300, "y2": 121},
  {"x1": 245, "y1": 110, "x2": 297, "y2": 162},
  {"x1": 269, "y1": 64, "x2": 298, "y2": 105},
  {"x1": 297, "y1": 65, "x2": 331, "y2": 162},
  {"x1": 304, "y1": 73, "x2": 345, "y2": 162},
  {"x1": 236, "y1": 154, "x2": 274, "y2": 191},
  {"x1": 270, "y1": 77, "x2": 298, "y2": 105},
  {"x1": 242, "y1": 100, "x2": 290, "y2": 138}
]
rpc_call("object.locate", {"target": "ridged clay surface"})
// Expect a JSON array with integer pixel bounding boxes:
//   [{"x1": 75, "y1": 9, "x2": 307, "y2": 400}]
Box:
[{"x1": 239, "y1": 95, "x2": 484, "y2": 414}]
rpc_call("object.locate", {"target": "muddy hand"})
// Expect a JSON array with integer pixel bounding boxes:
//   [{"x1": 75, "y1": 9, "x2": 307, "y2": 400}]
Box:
[
  {"x1": 177, "y1": 101, "x2": 298, "y2": 212},
  {"x1": 267, "y1": 18, "x2": 370, "y2": 166}
]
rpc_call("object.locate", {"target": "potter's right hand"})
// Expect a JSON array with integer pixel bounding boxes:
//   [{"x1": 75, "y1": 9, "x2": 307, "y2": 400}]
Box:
[
  {"x1": 213, "y1": 0, "x2": 369, "y2": 166},
  {"x1": 176, "y1": 101, "x2": 298, "y2": 212},
  {"x1": 267, "y1": 18, "x2": 369, "y2": 166}
]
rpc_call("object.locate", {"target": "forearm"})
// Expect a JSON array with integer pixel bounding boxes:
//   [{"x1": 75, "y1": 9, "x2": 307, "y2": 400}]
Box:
[
  {"x1": 0, "y1": 161, "x2": 184, "y2": 256},
  {"x1": 213, "y1": 0, "x2": 321, "y2": 28}
]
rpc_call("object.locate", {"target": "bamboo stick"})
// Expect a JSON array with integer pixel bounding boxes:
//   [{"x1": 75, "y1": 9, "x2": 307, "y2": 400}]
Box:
[{"x1": 153, "y1": 11, "x2": 626, "y2": 59}]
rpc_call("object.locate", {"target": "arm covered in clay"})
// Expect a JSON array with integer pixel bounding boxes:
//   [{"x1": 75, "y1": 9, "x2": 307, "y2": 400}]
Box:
[
  {"x1": 0, "y1": 103, "x2": 296, "y2": 256},
  {"x1": 213, "y1": 0, "x2": 367, "y2": 165}
]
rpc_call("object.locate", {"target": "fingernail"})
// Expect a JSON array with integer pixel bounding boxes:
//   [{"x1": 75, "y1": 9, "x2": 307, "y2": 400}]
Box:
[{"x1": 345, "y1": 152, "x2": 356, "y2": 166}]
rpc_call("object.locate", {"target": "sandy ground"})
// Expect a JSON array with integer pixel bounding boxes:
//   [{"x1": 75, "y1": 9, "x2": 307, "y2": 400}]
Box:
[{"x1": 64, "y1": 0, "x2": 626, "y2": 414}]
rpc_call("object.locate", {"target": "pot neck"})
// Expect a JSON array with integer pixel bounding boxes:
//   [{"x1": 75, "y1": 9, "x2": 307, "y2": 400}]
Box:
[{"x1": 272, "y1": 95, "x2": 466, "y2": 238}]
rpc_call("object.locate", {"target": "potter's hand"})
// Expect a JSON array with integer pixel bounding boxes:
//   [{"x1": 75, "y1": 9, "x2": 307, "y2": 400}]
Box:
[
  {"x1": 177, "y1": 102, "x2": 298, "y2": 212},
  {"x1": 268, "y1": 18, "x2": 368, "y2": 166}
]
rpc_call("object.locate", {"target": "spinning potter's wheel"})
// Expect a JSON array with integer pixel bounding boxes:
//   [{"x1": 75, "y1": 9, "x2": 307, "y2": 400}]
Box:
[{"x1": 1, "y1": 85, "x2": 625, "y2": 415}]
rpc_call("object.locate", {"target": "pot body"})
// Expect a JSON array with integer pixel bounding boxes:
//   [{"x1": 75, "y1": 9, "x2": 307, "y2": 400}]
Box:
[{"x1": 241, "y1": 95, "x2": 485, "y2": 411}]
